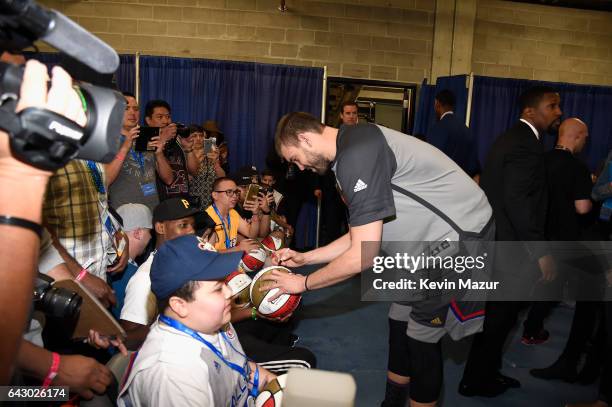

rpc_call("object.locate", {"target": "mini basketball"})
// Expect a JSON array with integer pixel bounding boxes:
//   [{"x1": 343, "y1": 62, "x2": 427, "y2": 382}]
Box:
[
  {"x1": 249, "y1": 266, "x2": 301, "y2": 319},
  {"x1": 239, "y1": 246, "x2": 267, "y2": 273},
  {"x1": 255, "y1": 374, "x2": 287, "y2": 407},
  {"x1": 261, "y1": 231, "x2": 284, "y2": 252},
  {"x1": 224, "y1": 270, "x2": 252, "y2": 308}
]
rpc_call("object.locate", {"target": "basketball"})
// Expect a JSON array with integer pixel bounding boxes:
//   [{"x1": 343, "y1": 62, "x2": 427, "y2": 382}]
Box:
[
  {"x1": 239, "y1": 245, "x2": 267, "y2": 273},
  {"x1": 224, "y1": 270, "x2": 252, "y2": 308},
  {"x1": 249, "y1": 266, "x2": 301, "y2": 319},
  {"x1": 261, "y1": 231, "x2": 285, "y2": 252}
]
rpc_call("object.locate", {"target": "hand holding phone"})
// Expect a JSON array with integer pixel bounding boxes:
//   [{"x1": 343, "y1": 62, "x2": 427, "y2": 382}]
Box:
[{"x1": 134, "y1": 127, "x2": 159, "y2": 152}]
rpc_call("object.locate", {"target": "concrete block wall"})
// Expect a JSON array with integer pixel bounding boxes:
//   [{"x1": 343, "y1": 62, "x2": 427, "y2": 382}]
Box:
[
  {"x1": 37, "y1": 0, "x2": 435, "y2": 83},
  {"x1": 472, "y1": 0, "x2": 612, "y2": 85}
]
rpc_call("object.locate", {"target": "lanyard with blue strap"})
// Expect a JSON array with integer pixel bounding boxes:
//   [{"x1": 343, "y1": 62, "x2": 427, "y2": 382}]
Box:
[
  {"x1": 212, "y1": 203, "x2": 232, "y2": 249},
  {"x1": 86, "y1": 160, "x2": 105, "y2": 194},
  {"x1": 159, "y1": 315, "x2": 258, "y2": 398}
]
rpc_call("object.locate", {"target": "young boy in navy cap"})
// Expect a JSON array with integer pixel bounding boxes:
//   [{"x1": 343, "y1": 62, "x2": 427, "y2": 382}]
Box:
[{"x1": 118, "y1": 235, "x2": 276, "y2": 407}]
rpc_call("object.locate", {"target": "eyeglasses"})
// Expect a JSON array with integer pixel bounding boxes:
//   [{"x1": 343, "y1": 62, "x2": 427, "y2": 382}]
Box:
[{"x1": 214, "y1": 189, "x2": 240, "y2": 197}]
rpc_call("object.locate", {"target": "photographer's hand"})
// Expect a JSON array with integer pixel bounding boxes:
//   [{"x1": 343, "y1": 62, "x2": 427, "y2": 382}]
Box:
[
  {"x1": 159, "y1": 123, "x2": 177, "y2": 143},
  {"x1": 55, "y1": 354, "x2": 113, "y2": 399}
]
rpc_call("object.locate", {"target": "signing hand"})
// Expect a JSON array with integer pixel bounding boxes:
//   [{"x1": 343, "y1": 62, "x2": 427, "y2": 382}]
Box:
[
  {"x1": 258, "y1": 267, "x2": 306, "y2": 301},
  {"x1": 272, "y1": 248, "x2": 306, "y2": 268}
]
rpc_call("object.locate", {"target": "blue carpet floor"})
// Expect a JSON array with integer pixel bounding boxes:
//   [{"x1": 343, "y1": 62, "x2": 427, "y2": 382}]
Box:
[{"x1": 292, "y1": 266, "x2": 600, "y2": 407}]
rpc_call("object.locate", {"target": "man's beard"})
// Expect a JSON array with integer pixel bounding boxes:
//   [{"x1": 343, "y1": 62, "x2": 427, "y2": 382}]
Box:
[{"x1": 305, "y1": 150, "x2": 331, "y2": 175}]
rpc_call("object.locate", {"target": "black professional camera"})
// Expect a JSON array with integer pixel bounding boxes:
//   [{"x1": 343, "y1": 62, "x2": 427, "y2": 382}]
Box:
[
  {"x1": 33, "y1": 273, "x2": 81, "y2": 320},
  {"x1": 175, "y1": 123, "x2": 191, "y2": 138},
  {"x1": 0, "y1": 0, "x2": 125, "y2": 171}
]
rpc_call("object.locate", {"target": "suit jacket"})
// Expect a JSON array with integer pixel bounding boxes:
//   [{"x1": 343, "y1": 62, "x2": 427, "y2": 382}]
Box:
[
  {"x1": 481, "y1": 121, "x2": 548, "y2": 263},
  {"x1": 427, "y1": 113, "x2": 480, "y2": 177}
]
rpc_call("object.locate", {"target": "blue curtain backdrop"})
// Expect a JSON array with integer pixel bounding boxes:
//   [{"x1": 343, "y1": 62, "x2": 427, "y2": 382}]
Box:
[
  {"x1": 413, "y1": 75, "x2": 468, "y2": 137},
  {"x1": 471, "y1": 76, "x2": 612, "y2": 171},
  {"x1": 138, "y1": 55, "x2": 322, "y2": 172},
  {"x1": 412, "y1": 79, "x2": 435, "y2": 137},
  {"x1": 138, "y1": 56, "x2": 322, "y2": 249}
]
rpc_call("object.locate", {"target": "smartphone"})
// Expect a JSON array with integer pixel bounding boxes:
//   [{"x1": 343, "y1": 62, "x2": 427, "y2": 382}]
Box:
[
  {"x1": 204, "y1": 138, "x2": 215, "y2": 154},
  {"x1": 134, "y1": 127, "x2": 159, "y2": 152},
  {"x1": 244, "y1": 184, "x2": 261, "y2": 206}
]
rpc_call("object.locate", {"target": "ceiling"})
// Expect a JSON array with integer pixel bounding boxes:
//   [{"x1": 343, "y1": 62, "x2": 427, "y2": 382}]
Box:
[{"x1": 506, "y1": 0, "x2": 612, "y2": 11}]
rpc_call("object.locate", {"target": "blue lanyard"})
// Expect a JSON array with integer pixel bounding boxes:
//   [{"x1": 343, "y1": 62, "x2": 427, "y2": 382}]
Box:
[
  {"x1": 159, "y1": 315, "x2": 258, "y2": 398},
  {"x1": 129, "y1": 149, "x2": 145, "y2": 174},
  {"x1": 86, "y1": 160, "x2": 105, "y2": 194},
  {"x1": 212, "y1": 203, "x2": 232, "y2": 249}
]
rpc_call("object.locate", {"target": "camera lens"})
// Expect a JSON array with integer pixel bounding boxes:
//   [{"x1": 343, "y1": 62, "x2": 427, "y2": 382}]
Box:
[{"x1": 39, "y1": 287, "x2": 82, "y2": 319}]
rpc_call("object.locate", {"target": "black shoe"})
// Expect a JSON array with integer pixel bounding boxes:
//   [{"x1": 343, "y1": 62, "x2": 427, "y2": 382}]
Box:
[
  {"x1": 521, "y1": 329, "x2": 550, "y2": 345},
  {"x1": 496, "y1": 373, "x2": 521, "y2": 388},
  {"x1": 530, "y1": 358, "x2": 578, "y2": 382},
  {"x1": 458, "y1": 379, "x2": 509, "y2": 397}
]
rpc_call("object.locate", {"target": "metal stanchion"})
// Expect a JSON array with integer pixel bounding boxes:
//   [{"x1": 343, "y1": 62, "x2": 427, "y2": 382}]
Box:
[{"x1": 315, "y1": 196, "x2": 322, "y2": 248}]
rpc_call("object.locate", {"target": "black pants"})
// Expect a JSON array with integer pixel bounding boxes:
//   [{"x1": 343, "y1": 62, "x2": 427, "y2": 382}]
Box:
[
  {"x1": 523, "y1": 301, "x2": 557, "y2": 336},
  {"x1": 462, "y1": 301, "x2": 525, "y2": 384},
  {"x1": 234, "y1": 319, "x2": 316, "y2": 374}
]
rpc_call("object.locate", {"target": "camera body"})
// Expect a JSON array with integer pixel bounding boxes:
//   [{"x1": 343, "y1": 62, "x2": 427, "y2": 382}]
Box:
[{"x1": 33, "y1": 273, "x2": 82, "y2": 320}]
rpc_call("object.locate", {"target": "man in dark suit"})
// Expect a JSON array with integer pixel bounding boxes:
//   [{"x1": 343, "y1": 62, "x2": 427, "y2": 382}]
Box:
[
  {"x1": 459, "y1": 86, "x2": 562, "y2": 397},
  {"x1": 427, "y1": 89, "x2": 480, "y2": 178}
]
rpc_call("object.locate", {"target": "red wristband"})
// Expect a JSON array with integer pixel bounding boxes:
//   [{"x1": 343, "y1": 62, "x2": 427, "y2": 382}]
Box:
[
  {"x1": 76, "y1": 268, "x2": 88, "y2": 281},
  {"x1": 115, "y1": 152, "x2": 126, "y2": 161},
  {"x1": 42, "y1": 352, "x2": 60, "y2": 388}
]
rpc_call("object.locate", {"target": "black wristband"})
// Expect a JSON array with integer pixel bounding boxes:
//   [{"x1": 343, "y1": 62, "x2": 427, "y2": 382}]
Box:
[
  {"x1": 304, "y1": 274, "x2": 310, "y2": 291},
  {"x1": 0, "y1": 215, "x2": 43, "y2": 238}
]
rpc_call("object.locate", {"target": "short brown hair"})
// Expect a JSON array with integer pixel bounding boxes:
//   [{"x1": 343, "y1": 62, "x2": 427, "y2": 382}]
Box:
[
  {"x1": 274, "y1": 112, "x2": 324, "y2": 156},
  {"x1": 157, "y1": 280, "x2": 201, "y2": 315},
  {"x1": 340, "y1": 100, "x2": 358, "y2": 113}
]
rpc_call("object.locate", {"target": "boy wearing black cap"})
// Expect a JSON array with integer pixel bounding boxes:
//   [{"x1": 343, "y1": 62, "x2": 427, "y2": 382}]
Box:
[
  {"x1": 118, "y1": 235, "x2": 276, "y2": 406},
  {"x1": 119, "y1": 198, "x2": 200, "y2": 349}
]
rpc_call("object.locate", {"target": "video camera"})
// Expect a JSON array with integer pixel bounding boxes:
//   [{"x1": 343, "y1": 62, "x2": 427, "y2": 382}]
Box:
[{"x1": 0, "y1": 0, "x2": 125, "y2": 171}]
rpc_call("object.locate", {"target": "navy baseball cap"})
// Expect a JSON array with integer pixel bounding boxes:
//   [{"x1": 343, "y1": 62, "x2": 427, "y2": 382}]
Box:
[{"x1": 151, "y1": 235, "x2": 242, "y2": 300}]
